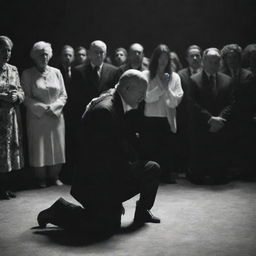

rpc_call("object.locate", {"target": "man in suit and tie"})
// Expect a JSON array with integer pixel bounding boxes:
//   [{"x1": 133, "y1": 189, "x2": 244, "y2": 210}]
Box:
[
  {"x1": 37, "y1": 70, "x2": 161, "y2": 237},
  {"x1": 118, "y1": 43, "x2": 148, "y2": 76},
  {"x1": 66, "y1": 40, "x2": 119, "y2": 179},
  {"x1": 177, "y1": 45, "x2": 203, "y2": 173},
  {"x1": 187, "y1": 48, "x2": 233, "y2": 185}
]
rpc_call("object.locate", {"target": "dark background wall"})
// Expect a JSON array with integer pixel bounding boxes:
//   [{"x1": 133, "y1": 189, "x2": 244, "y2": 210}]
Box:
[{"x1": 1, "y1": 0, "x2": 256, "y2": 71}]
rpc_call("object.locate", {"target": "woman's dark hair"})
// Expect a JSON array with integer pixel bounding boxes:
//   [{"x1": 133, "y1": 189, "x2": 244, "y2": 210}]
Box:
[{"x1": 149, "y1": 44, "x2": 171, "y2": 79}]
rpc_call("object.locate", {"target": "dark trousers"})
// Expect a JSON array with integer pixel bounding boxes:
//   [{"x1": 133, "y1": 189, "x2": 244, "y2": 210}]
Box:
[
  {"x1": 44, "y1": 160, "x2": 160, "y2": 232},
  {"x1": 140, "y1": 117, "x2": 177, "y2": 178}
]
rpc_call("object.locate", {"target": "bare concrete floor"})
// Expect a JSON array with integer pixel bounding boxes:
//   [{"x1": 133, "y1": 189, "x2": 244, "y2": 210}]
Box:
[{"x1": 1, "y1": 179, "x2": 256, "y2": 256}]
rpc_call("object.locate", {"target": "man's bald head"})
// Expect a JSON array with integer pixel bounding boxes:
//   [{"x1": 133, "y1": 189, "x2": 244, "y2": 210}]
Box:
[
  {"x1": 128, "y1": 43, "x2": 144, "y2": 69},
  {"x1": 117, "y1": 69, "x2": 147, "y2": 109}
]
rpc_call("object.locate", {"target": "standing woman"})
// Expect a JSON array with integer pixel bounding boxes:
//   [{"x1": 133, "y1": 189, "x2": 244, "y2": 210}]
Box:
[
  {"x1": 141, "y1": 44, "x2": 183, "y2": 183},
  {"x1": 21, "y1": 41, "x2": 67, "y2": 188},
  {"x1": 0, "y1": 36, "x2": 24, "y2": 199}
]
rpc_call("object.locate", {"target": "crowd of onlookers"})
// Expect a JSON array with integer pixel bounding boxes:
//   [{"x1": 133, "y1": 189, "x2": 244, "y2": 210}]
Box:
[{"x1": 0, "y1": 34, "x2": 256, "y2": 199}]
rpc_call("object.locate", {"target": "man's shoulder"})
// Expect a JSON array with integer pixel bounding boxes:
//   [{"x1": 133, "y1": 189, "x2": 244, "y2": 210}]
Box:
[
  {"x1": 85, "y1": 89, "x2": 115, "y2": 114},
  {"x1": 103, "y1": 62, "x2": 118, "y2": 72},
  {"x1": 217, "y1": 72, "x2": 232, "y2": 83},
  {"x1": 178, "y1": 67, "x2": 190, "y2": 77}
]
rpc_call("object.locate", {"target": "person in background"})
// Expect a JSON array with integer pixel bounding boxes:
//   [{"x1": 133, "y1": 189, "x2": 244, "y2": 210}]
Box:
[
  {"x1": 221, "y1": 44, "x2": 255, "y2": 180},
  {"x1": 0, "y1": 36, "x2": 24, "y2": 199},
  {"x1": 37, "y1": 70, "x2": 161, "y2": 238},
  {"x1": 21, "y1": 41, "x2": 67, "y2": 188},
  {"x1": 242, "y1": 44, "x2": 256, "y2": 69},
  {"x1": 141, "y1": 44, "x2": 183, "y2": 183},
  {"x1": 58, "y1": 45, "x2": 74, "y2": 184},
  {"x1": 188, "y1": 48, "x2": 233, "y2": 185},
  {"x1": 170, "y1": 51, "x2": 183, "y2": 72},
  {"x1": 74, "y1": 46, "x2": 87, "y2": 66},
  {"x1": 112, "y1": 47, "x2": 127, "y2": 67},
  {"x1": 68, "y1": 40, "x2": 119, "y2": 181},
  {"x1": 118, "y1": 43, "x2": 147, "y2": 75},
  {"x1": 58, "y1": 45, "x2": 74, "y2": 96},
  {"x1": 177, "y1": 45, "x2": 202, "y2": 174}
]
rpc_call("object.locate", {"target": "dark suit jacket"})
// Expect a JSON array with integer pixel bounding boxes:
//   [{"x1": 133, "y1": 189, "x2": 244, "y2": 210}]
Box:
[
  {"x1": 177, "y1": 67, "x2": 193, "y2": 132},
  {"x1": 189, "y1": 70, "x2": 233, "y2": 130},
  {"x1": 117, "y1": 63, "x2": 147, "y2": 77},
  {"x1": 71, "y1": 91, "x2": 139, "y2": 206},
  {"x1": 68, "y1": 62, "x2": 119, "y2": 124},
  {"x1": 221, "y1": 68, "x2": 255, "y2": 122}
]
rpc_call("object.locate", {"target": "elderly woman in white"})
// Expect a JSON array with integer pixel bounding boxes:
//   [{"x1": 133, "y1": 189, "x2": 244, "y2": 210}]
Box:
[
  {"x1": 141, "y1": 44, "x2": 183, "y2": 183},
  {"x1": 21, "y1": 41, "x2": 67, "y2": 188}
]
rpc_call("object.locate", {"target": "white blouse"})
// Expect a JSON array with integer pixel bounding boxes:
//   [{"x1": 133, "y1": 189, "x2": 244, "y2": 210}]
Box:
[{"x1": 143, "y1": 70, "x2": 183, "y2": 133}]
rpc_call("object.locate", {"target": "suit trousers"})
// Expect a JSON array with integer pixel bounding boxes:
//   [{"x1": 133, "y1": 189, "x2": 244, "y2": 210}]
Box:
[{"x1": 44, "y1": 160, "x2": 160, "y2": 232}]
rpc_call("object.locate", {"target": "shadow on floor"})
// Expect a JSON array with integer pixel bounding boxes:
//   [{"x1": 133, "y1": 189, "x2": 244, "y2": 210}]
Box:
[{"x1": 31, "y1": 222, "x2": 148, "y2": 246}]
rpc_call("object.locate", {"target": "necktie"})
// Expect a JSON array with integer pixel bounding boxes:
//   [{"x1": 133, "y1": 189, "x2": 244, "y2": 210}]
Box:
[
  {"x1": 93, "y1": 66, "x2": 100, "y2": 82},
  {"x1": 209, "y1": 75, "x2": 217, "y2": 96}
]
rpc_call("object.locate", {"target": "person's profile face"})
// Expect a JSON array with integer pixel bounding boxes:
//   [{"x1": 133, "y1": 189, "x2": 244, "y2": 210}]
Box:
[
  {"x1": 89, "y1": 44, "x2": 106, "y2": 66},
  {"x1": 0, "y1": 42, "x2": 12, "y2": 66},
  {"x1": 203, "y1": 54, "x2": 220, "y2": 74},
  {"x1": 187, "y1": 49, "x2": 202, "y2": 69}
]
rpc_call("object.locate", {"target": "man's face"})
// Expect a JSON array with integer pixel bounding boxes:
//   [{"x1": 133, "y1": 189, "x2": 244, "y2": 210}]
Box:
[
  {"x1": 187, "y1": 49, "x2": 202, "y2": 70},
  {"x1": 89, "y1": 44, "x2": 106, "y2": 66},
  {"x1": 114, "y1": 50, "x2": 126, "y2": 66},
  {"x1": 122, "y1": 79, "x2": 147, "y2": 109},
  {"x1": 61, "y1": 48, "x2": 74, "y2": 66},
  {"x1": 129, "y1": 45, "x2": 144, "y2": 67},
  {"x1": 75, "y1": 49, "x2": 87, "y2": 65},
  {"x1": 203, "y1": 54, "x2": 220, "y2": 74}
]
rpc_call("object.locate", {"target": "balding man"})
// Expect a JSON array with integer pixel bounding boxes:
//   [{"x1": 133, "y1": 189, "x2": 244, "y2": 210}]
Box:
[
  {"x1": 188, "y1": 48, "x2": 233, "y2": 185},
  {"x1": 37, "y1": 70, "x2": 161, "y2": 237},
  {"x1": 118, "y1": 43, "x2": 147, "y2": 76}
]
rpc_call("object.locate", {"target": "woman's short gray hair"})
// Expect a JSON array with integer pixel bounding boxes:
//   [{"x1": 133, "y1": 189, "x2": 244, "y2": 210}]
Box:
[
  {"x1": 30, "y1": 41, "x2": 53, "y2": 60},
  {"x1": 0, "y1": 35, "x2": 13, "y2": 48}
]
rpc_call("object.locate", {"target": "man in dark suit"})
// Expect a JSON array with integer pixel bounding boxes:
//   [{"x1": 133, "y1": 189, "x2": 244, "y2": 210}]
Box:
[
  {"x1": 187, "y1": 48, "x2": 233, "y2": 185},
  {"x1": 37, "y1": 70, "x2": 161, "y2": 236},
  {"x1": 221, "y1": 44, "x2": 255, "y2": 180},
  {"x1": 118, "y1": 43, "x2": 148, "y2": 76},
  {"x1": 177, "y1": 45, "x2": 203, "y2": 173},
  {"x1": 65, "y1": 40, "x2": 119, "y2": 182}
]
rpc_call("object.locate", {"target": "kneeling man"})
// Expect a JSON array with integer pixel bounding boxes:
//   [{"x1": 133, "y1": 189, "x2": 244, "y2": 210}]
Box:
[{"x1": 37, "y1": 69, "x2": 161, "y2": 236}]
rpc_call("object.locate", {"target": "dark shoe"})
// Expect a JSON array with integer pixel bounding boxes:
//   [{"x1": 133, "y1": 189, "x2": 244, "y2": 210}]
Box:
[
  {"x1": 134, "y1": 205, "x2": 160, "y2": 224},
  {"x1": 37, "y1": 207, "x2": 54, "y2": 228},
  {"x1": 0, "y1": 190, "x2": 10, "y2": 200}
]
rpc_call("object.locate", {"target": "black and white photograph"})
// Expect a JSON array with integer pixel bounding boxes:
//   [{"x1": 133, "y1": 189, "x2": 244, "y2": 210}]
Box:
[{"x1": 0, "y1": 0, "x2": 256, "y2": 255}]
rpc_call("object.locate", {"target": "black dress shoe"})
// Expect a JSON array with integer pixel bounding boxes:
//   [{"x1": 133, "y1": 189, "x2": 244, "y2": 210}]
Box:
[
  {"x1": 134, "y1": 205, "x2": 160, "y2": 224},
  {"x1": 37, "y1": 208, "x2": 53, "y2": 228},
  {"x1": 0, "y1": 190, "x2": 10, "y2": 200}
]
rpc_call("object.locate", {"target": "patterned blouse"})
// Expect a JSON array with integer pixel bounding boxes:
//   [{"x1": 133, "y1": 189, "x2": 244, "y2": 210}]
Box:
[{"x1": 0, "y1": 63, "x2": 24, "y2": 172}]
